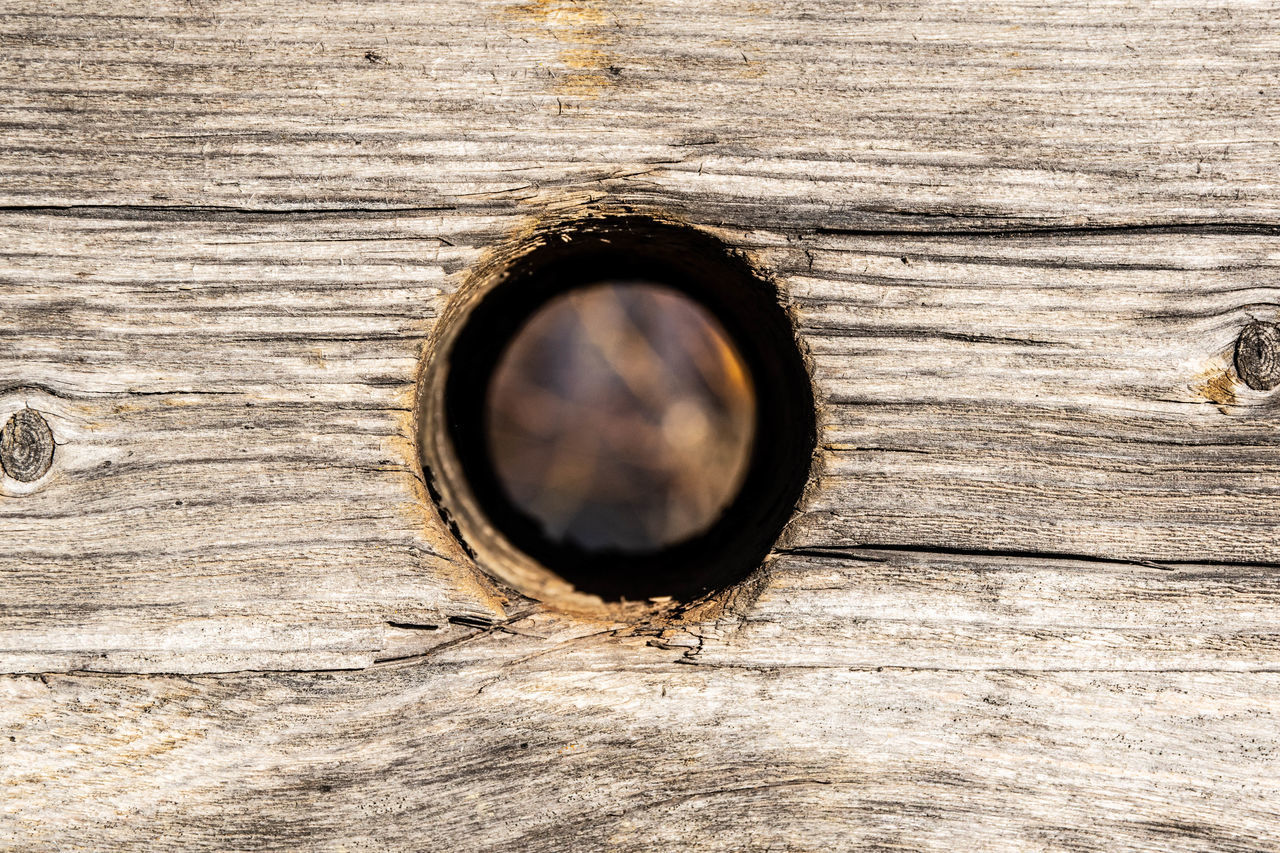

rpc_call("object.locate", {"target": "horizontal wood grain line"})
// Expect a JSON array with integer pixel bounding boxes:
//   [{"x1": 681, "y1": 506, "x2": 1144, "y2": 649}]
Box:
[
  {"x1": 665, "y1": 659, "x2": 1280, "y2": 678},
  {"x1": 0, "y1": 203, "x2": 461, "y2": 220},
  {"x1": 19, "y1": 665, "x2": 1280, "y2": 677},
  {"x1": 8, "y1": 203, "x2": 1280, "y2": 234},
  {"x1": 775, "y1": 544, "x2": 1280, "y2": 572}
]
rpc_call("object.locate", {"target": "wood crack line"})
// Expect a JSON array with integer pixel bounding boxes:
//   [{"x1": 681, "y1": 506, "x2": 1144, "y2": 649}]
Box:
[
  {"x1": 2, "y1": 204, "x2": 1280, "y2": 235},
  {"x1": 812, "y1": 220, "x2": 1280, "y2": 237},
  {"x1": 13, "y1": 665, "x2": 1280, "y2": 680},
  {"x1": 775, "y1": 544, "x2": 1280, "y2": 572},
  {"x1": 0, "y1": 203, "x2": 459, "y2": 221}
]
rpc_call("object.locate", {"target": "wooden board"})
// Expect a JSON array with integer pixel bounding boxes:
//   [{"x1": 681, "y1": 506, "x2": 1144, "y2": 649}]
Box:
[
  {"x1": 2, "y1": 0, "x2": 1279, "y2": 849},
  {"x1": 4, "y1": 640, "x2": 1279, "y2": 851}
]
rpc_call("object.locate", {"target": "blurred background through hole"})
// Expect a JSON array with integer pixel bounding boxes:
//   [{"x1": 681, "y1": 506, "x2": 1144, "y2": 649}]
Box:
[{"x1": 485, "y1": 281, "x2": 757, "y2": 554}]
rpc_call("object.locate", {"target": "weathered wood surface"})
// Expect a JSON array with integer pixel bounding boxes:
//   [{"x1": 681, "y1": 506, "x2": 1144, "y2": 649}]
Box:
[
  {"x1": 4, "y1": 639, "x2": 1279, "y2": 851},
  {"x1": 4, "y1": 216, "x2": 1279, "y2": 671},
  {"x1": 2, "y1": 0, "x2": 1280, "y2": 849},
  {"x1": 4, "y1": 0, "x2": 1280, "y2": 227}
]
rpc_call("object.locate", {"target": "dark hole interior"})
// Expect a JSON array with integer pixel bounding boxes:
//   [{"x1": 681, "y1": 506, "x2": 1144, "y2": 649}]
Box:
[{"x1": 438, "y1": 218, "x2": 815, "y2": 602}]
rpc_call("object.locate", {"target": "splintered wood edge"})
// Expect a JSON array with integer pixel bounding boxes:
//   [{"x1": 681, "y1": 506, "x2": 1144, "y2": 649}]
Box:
[{"x1": 415, "y1": 207, "x2": 822, "y2": 622}]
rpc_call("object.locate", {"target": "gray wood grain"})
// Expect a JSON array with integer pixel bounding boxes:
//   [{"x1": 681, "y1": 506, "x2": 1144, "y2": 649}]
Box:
[
  {"x1": 2, "y1": 0, "x2": 1280, "y2": 227},
  {"x1": 2, "y1": 0, "x2": 1280, "y2": 848},
  {"x1": 2, "y1": 214, "x2": 1278, "y2": 671},
  {"x1": 3, "y1": 629, "x2": 1278, "y2": 851}
]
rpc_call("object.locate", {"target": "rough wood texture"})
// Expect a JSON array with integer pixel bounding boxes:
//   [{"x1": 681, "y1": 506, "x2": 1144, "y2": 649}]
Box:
[
  {"x1": 4, "y1": 634, "x2": 1279, "y2": 851},
  {"x1": 4, "y1": 0, "x2": 1280, "y2": 228},
  {"x1": 2, "y1": 0, "x2": 1280, "y2": 849}
]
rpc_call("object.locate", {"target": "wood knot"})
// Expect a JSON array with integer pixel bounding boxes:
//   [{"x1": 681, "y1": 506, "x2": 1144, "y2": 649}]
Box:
[
  {"x1": 1234, "y1": 320, "x2": 1280, "y2": 391},
  {"x1": 1, "y1": 408, "x2": 55, "y2": 482}
]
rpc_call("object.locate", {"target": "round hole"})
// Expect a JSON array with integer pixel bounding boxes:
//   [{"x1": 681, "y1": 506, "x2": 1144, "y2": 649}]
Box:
[{"x1": 419, "y1": 216, "x2": 815, "y2": 607}]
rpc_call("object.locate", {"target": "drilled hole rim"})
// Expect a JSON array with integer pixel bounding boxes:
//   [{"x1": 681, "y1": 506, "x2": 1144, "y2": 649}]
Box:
[{"x1": 418, "y1": 215, "x2": 817, "y2": 611}]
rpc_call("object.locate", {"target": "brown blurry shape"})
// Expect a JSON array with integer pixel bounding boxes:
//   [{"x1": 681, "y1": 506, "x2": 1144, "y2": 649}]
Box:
[{"x1": 485, "y1": 282, "x2": 756, "y2": 553}]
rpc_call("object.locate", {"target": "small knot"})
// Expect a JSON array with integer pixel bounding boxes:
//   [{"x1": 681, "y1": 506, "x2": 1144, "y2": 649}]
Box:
[
  {"x1": 1234, "y1": 320, "x2": 1280, "y2": 391},
  {"x1": 1, "y1": 408, "x2": 55, "y2": 482}
]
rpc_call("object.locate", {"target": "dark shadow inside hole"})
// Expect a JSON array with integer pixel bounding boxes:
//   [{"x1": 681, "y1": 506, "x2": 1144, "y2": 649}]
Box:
[{"x1": 441, "y1": 218, "x2": 815, "y2": 602}]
